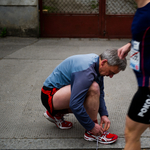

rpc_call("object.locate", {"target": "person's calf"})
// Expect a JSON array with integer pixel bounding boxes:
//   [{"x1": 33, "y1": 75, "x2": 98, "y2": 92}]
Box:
[
  {"x1": 124, "y1": 132, "x2": 141, "y2": 150},
  {"x1": 124, "y1": 121, "x2": 141, "y2": 150}
]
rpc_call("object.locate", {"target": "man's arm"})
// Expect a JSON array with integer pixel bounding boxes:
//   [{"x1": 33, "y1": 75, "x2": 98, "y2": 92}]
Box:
[
  {"x1": 99, "y1": 76, "x2": 108, "y2": 117},
  {"x1": 118, "y1": 42, "x2": 131, "y2": 59},
  {"x1": 69, "y1": 71, "x2": 95, "y2": 131}
]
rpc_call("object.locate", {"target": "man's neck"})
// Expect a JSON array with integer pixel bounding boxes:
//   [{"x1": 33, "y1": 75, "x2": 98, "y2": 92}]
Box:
[{"x1": 135, "y1": 0, "x2": 150, "y2": 8}]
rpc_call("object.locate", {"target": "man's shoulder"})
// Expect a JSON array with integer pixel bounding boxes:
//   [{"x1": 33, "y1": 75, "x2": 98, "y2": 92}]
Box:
[
  {"x1": 72, "y1": 54, "x2": 99, "y2": 72},
  {"x1": 55, "y1": 54, "x2": 99, "y2": 76}
]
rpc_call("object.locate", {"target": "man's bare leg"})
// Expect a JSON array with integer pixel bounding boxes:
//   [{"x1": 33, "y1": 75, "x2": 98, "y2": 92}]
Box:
[
  {"x1": 84, "y1": 81, "x2": 100, "y2": 121},
  {"x1": 53, "y1": 82, "x2": 100, "y2": 119},
  {"x1": 124, "y1": 116, "x2": 150, "y2": 150},
  {"x1": 52, "y1": 82, "x2": 105, "y2": 135},
  {"x1": 53, "y1": 85, "x2": 71, "y2": 111}
]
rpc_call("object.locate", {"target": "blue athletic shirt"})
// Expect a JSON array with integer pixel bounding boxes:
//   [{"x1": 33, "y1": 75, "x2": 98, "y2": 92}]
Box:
[
  {"x1": 130, "y1": 2, "x2": 150, "y2": 87},
  {"x1": 43, "y1": 53, "x2": 108, "y2": 131}
]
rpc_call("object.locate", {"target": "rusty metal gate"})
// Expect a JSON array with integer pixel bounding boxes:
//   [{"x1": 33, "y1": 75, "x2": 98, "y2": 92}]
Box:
[{"x1": 39, "y1": 0, "x2": 136, "y2": 38}]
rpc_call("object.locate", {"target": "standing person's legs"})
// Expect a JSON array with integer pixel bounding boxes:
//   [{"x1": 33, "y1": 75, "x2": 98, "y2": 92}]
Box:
[
  {"x1": 124, "y1": 116, "x2": 150, "y2": 150},
  {"x1": 124, "y1": 87, "x2": 150, "y2": 150}
]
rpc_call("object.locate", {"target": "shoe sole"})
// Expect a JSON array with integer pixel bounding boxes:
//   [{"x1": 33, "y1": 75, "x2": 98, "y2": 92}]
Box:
[
  {"x1": 44, "y1": 112, "x2": 55, "y2": 123},
  {"x1": 44, "y1": 112, "x2": 72, "y2": 130},
  {"x1": 84, "y1": 135, "x2": 117, "y2": 144}
]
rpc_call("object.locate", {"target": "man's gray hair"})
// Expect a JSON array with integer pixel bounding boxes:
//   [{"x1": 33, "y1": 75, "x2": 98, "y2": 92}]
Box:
[{"x1": 100, "y1": 49, "x2": 127, "y2": 71}]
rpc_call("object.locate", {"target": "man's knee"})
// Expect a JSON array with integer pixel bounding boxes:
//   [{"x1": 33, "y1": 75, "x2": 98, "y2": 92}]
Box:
[
  {"x1": 84, "y1": 82, "x2": 100, "y2": 120},
  {"x1": 88, "y1": 81, "x2": 100, "y2": 97},
  {"x1": 124, "y1": 116, "x2": 141, "y2": 143},
  {"x1": 125, "y1": 126, "x2": 140, "y2": 144},
  {"x1": 84, "y1": 82, "x2": 100, "y2": 110},
  {"x1": 124, "y1": 126, "x2": 132, "y2": 141}
]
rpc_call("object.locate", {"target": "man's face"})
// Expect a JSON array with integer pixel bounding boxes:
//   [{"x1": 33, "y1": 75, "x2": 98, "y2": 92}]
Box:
[{"x1": 99, "y1": 59, "x2": 120, "y2": 78}]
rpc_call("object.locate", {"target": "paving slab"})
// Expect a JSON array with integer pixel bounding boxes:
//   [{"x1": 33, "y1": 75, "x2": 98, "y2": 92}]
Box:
[
  {"x1": 0, "y1": 37, "x2": 150, "y2": 149},
  {"x1": 0, "y1": 37, "x2": 38, "y2": 59}
]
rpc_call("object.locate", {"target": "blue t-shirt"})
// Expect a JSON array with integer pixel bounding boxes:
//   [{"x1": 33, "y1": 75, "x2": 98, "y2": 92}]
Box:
[
  {"x1": 130, "y1": 2, "x2": 150, "y2": 87},
  {"x1": 43, "y1": 53, "x2": 108, "y2": 131}
]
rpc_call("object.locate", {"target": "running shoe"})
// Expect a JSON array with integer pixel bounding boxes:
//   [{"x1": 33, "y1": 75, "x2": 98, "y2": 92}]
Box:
[
  {"x1": 84, "y1": 130, "x2": 118, "y2": 144},
  {"x1": 44, "y1": 111, "x2": 73, "y2": 129}
]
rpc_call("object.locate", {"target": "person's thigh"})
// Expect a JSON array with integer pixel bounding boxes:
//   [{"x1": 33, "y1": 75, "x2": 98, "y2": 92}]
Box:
[
  {"x1": 125, "y1": 116, "x2": 150, "y2": 138},
  {"x1": 53, "y1": 85, "x2": 71, "y2": 110},
  {"x1": 125, "y1": 87, "x2": 150, "y2": 140},
  {"x1": 124, "y1": 116, "x2": 150, "y2": 150}
]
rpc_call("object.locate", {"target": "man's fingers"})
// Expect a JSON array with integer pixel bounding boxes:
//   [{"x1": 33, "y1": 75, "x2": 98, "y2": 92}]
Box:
[
  {"x1": 103, "y1": 123, "x2": 107, "y2": 131},
  {"x1": 103, "y1": 122, "x2": 110, "y2": 131},
  {"x1": 118, "y1": 49, "x2": 121, "y2": 55},
  {"x1": 118, "y1": 49, "x2": 123, "y2": 59},
  {"x1": 100, "y1": 122, "x2": 103, "y2": 127},
  {"x1": 100, "y1": 127, "x2": 104, "y2": 134}
]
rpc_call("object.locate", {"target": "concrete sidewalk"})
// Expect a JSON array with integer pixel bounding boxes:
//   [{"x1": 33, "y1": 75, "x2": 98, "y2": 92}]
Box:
[{"x1": 0, "y1": 37, "x2": 150, "y2": 149}]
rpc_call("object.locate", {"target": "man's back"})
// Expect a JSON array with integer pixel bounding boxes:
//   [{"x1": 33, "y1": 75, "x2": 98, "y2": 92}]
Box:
[{"x1": 44, "y1": 53, "x2": 99, "y2": 89}]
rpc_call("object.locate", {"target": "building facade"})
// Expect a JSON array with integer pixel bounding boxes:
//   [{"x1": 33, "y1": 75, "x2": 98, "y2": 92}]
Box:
[{"x1": 0, "y1": 0, "x2": 39, "y2": 37}]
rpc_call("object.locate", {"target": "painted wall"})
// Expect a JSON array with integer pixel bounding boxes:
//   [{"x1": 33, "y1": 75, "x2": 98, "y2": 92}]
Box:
[{"x1": 0, "y1": 0, "x2": 39, "y2": 37}]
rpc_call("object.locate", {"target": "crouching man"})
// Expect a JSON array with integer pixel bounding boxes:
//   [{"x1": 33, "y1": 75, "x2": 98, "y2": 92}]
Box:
[{"x1": 41, "y1": 49, "x2": 127, "y2": 144}]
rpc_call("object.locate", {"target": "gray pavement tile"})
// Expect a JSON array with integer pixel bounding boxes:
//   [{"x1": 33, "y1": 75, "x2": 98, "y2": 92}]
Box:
[
  {"x1": 0, "y1": 38, "x2": 150, "y2": 149},
  {"x1": 0, "y1": 37, "x2": 38, "y2": 59}
]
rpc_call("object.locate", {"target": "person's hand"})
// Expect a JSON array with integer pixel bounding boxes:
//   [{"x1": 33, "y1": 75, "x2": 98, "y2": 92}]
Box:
[
  {"x1": 118, "y1": 43, "x2": 131, "y2": 59},
  {"x1": 100, "y1": 116, "x2": 111, "y2": 131},
  {"x1": 91, "y1": 123, "x2": 104, "y2": 136}
]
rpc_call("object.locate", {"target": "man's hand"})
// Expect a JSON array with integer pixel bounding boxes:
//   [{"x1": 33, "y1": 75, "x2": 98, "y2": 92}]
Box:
[
  {"x1": 100, "y1": 116, "x2": 111, "y2": 131},
  {"x1": 91, "y1": 123, "x2": 104, "y2": 136},
  {"x1": 118, "y1": 43, "x2": 131, "y2": 59}
]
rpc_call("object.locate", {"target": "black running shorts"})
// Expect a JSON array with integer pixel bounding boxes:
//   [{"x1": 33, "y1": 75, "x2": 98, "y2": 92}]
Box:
[{"x1": 128, "y1": 87, "x2": 150, "y2": 124}]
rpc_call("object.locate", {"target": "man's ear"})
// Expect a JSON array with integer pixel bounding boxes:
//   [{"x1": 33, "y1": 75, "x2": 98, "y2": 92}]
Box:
[{"x1": 101, "y1": 59, "x2": 108, "y2": 66}]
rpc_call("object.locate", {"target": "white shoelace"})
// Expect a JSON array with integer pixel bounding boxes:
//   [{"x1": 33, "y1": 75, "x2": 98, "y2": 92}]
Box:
[
  {"x1": 96, "y1": 132, "x2": 109, "y2": 150},
  {"x1": 96, "y1": 136, "x2": 99, "y2": 150}
]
